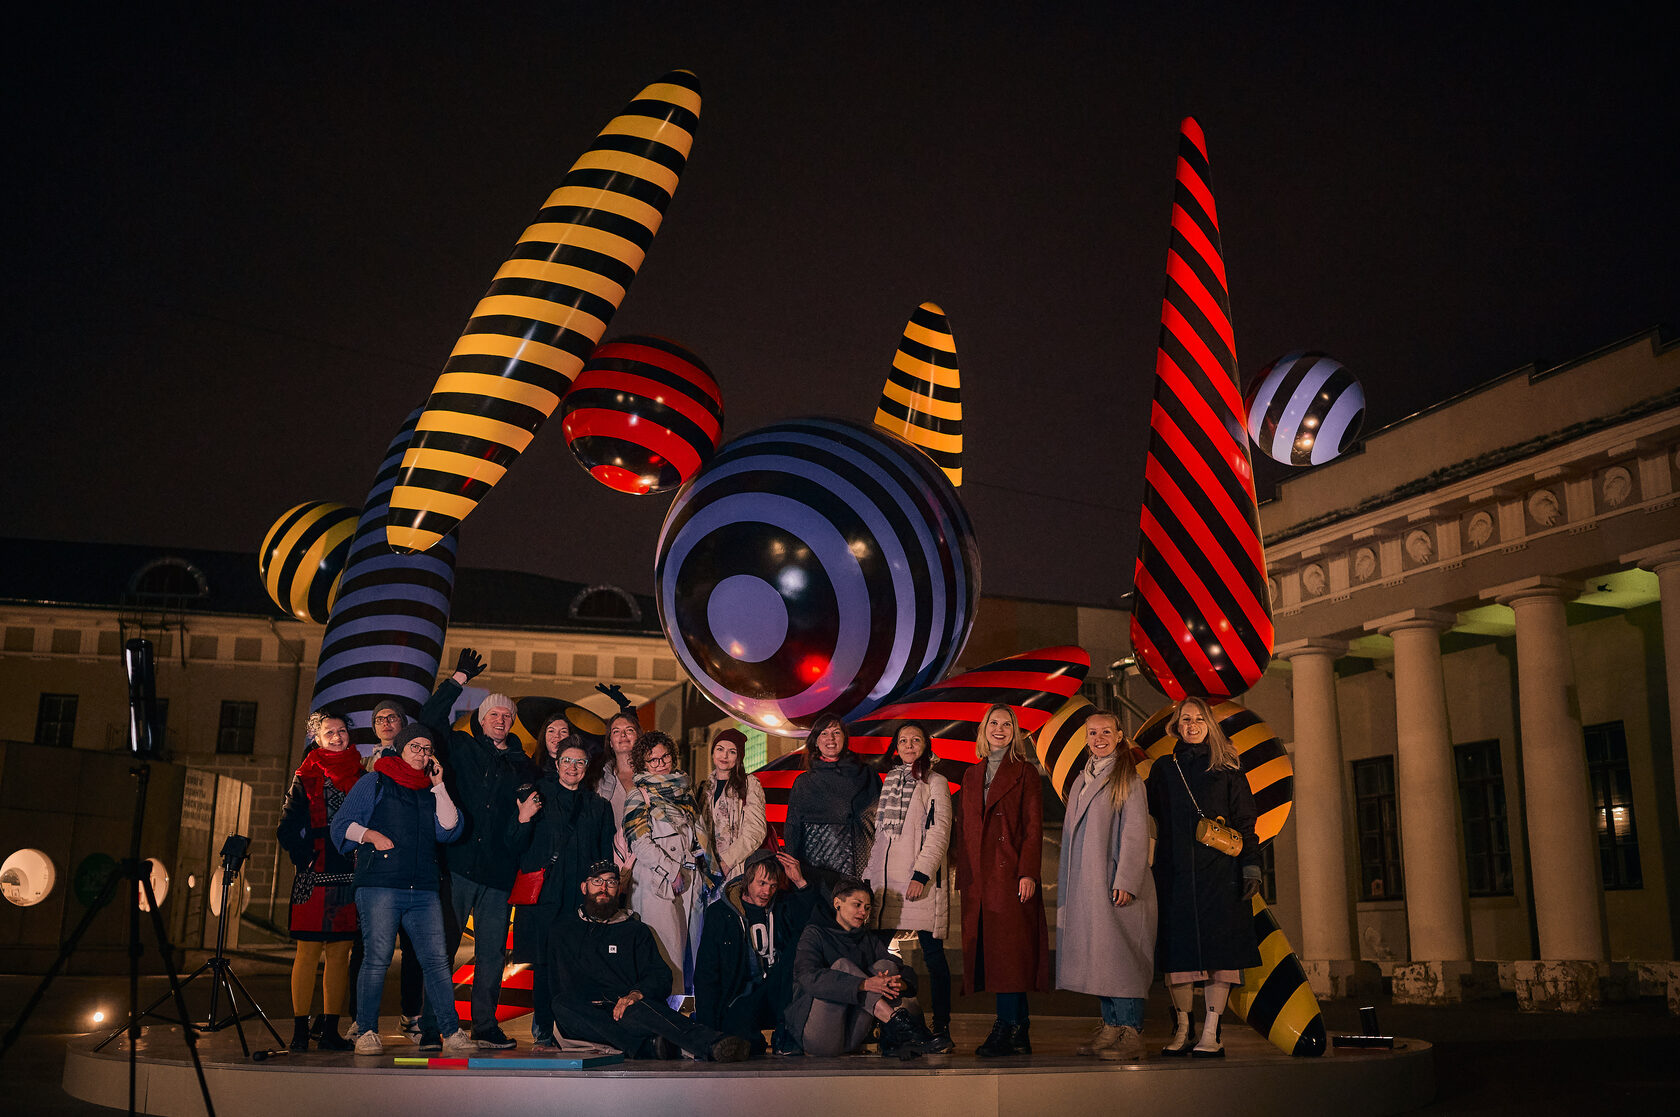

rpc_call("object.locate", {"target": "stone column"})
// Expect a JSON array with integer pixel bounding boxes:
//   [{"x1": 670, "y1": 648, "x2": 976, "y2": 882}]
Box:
[
  {"x1": 1485, "y1": 577, "x2": 1606, "y2": 963},
  {"x1": 1278, "y1": 638, "x2": 1377, "y2": 1000},
  {"x1": 1370, "y1": 610, "x2": 1470, "y2": 963},
  {"x1": 1623, "y1": 543, "x2": 1680, "y2": 825}
]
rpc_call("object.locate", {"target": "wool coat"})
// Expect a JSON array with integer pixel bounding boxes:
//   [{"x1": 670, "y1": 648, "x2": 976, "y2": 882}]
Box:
[
  {"x1": 955, "y1": 752, "x2": 1050, "y2": 994},
  {"x1": 1055, "y1": 762, "x2": 1158, "y2": 998},
  {"x1": 625, "y1": 780, "x2": 703, "y2": 995},
  {"x1": 864, "y1": 771, "x2": 952, "y2": 937},
  {"x1": 1145, "y1": 740, "x2": 1262, "y2": 973}
]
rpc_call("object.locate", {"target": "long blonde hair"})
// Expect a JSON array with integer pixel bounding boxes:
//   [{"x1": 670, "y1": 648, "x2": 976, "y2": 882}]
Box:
[
  {"x1": 1085, "y1": 711, "x2": 1139, "y2": 808},
  {"x1": 974, "y1": 703, "x2": 1034, "y2": 764},
  {"x1": 1171, "y1": 697, "x2": 1239, "y2": 771}
]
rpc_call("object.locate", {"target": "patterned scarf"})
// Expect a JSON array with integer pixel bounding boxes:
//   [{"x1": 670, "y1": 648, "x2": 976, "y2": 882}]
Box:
[
  {"x1": 623, "y1": 771, "x2": 697, "y2": 844},
  {"x1": 876, "y1": 765, "x2": 919, "y2": 837}
]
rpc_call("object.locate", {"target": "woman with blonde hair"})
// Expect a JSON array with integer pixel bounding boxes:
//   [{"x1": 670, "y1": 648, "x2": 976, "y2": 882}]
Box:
[
  {"x1": 955, "y1": 703, "x2": 1049, "y2": 1057},
  {"x1": 1056, "y1": 711, "x2": 1157, "y2": 1061},
  {"x1": 1145, "y1": 696, "x2": 1261, "y2": 1059}
]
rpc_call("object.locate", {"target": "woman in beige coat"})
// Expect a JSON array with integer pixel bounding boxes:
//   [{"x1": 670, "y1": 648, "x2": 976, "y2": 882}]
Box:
[
  {"x1": 1056, "y1": 711, "x2": 1157, "y2": 1061},
  {"x1": 696, "y1": 728, "x2": 768, "y2": 883},
  {"x1": 864, "y1": 721, "x2": 955, "y2": 1051}
]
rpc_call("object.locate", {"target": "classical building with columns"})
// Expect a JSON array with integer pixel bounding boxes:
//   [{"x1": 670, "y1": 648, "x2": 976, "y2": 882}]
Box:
[{"x1": 1235, "y1": 328, "x2": 1679, "y2": 1008}]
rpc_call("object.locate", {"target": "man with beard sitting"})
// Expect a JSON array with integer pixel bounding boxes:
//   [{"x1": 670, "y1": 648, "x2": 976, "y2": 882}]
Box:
[{"x1": 547, "y1": 860, "x2": 751, "y2": 1062}]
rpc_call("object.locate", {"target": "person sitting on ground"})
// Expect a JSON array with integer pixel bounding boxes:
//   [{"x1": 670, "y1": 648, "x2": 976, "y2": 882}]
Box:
[
  {"x1": 545, "y1": 860, "x2": 751, "y2": 1063},
  {"x1": 695, "y1": 848, "x2": 818, "y2": 1055},
  {"x1": 784, "y1": 878, "x2": 939, "y2": 1058}
]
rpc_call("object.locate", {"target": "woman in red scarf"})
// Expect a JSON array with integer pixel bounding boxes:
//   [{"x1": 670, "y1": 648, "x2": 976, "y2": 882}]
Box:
[{"x1": 277, "y1": 709, "x2": 364, "y2": 1051}]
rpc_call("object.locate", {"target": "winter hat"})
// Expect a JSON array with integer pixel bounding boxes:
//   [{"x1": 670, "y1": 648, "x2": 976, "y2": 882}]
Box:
[
  {"x1": 394, "y1": 724, "x2": 434, "y2": 752},
  {"x1": 371, "y1": 698, "x2": 407, "y2": 723},
  {"x1": 712, "y1": 727, "x2": 748, "y2": 750},
  {"x1": 478, "y1": 693, "x2": 516, "y2": 721}
]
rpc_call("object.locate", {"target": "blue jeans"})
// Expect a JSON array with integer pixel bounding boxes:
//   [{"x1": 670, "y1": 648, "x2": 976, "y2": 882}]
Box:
[
  {"x1": 419, "y1": 871, "x2": 511, "y2": 1036},
  {"x1": 996, "y1": 991, "x2": 1029, "y2": 1024},
  {"x1": 1099, "y1": 995, "x2": 1145, "y2": 1029},
  {"x1": 354, "y1": 887, "x2": 461, "y2": 1037}
]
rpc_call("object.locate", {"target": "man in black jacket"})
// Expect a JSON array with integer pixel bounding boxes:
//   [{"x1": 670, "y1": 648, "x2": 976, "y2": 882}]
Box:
[
  {"x1": 548, "y1": 861, "x2": 751, "y2": 1062},
  {"x1": 414, "y1": 649, "x2": 539, "y2": 1050},
  {"x1": 695, "y1": 849, "x2": 817, "y2": 1054}
]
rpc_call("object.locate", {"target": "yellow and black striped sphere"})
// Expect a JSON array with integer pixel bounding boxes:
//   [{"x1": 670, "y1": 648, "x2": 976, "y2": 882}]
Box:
[{"x1": 258, "y1": 501, "x2": 359, "y2": 623}]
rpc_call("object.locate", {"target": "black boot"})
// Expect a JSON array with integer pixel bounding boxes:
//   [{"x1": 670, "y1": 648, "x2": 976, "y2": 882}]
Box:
[
  {"x1": 1006, "y1": 1021, "x2": 1032, "y2": 1055},
  {"x1": 316, "y1": 1014, "x2": 354, "y2": 1052},
  {"x1": 926, "y1": 1021, "x2": 956, "y2": 1054},
  {"x1": 289, "y1": 1016, "x2": 310, "y2": 1053},
  {"x1": 877, "y1": 1008, "x2": 935, "y2": 1059},
  {"x1": 975, "y1": 1018, "x2": 1013, "y2": 1058}
]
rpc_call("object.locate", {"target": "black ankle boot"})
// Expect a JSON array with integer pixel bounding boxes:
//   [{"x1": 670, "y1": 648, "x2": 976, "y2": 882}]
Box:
[
  {"x1": 289, "y1": 1016, "x2": 310, "y2": 1053},
  {"x1": 878, "y1": 1009, "x2": 936, "y2": 1059},
  {"x1": 316, "y1": 1014, "x2": 354, "y2": 1051},
  {"x1": 1007, "y1": 1021, "x2": 1032, "y2": 1055},
  {"x1": 975, "y1": 1018, "x2": 1013, "y2": 1057}
]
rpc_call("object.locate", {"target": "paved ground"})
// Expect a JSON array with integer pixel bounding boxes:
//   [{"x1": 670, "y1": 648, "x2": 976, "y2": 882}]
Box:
[{"x1": 4, "y1": 947, "x2": 1678, "y2": 1114}]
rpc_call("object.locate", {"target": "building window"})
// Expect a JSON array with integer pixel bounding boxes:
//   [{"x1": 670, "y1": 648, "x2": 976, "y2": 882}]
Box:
[
  {"x1": 1353, "y1": 756, "x2": 1403, "y2": 900},
  {"x1": 217, "y1": 701, "x2": 258, "y2": 755},
  {"x1": 1585, "y1": 721, "x2": 1641, "y2": 889},
  {"x1": 1454, "y1": 740, "x2": 1513, "y2": 896},
  {"x1": 35, "y1": 694, "x2": 78, "y2": 748}
]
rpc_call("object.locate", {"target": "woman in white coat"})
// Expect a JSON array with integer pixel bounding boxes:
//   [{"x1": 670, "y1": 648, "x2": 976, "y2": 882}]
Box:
[
  {"x1": 1055, "y1": 710, "x2": 1157, "y2": 1061},
  {"x1": 696, "y1": 727, "x2": 768, "y2": 883},
  {"x1": 622, "y1": 730, "x2": 704, "y2": 1000},
  {"x1": 865, "y1": 721, "x2": 956, "y2": 1052}
]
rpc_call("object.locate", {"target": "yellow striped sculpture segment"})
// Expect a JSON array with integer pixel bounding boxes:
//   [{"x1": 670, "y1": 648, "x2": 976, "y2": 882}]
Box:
[
  {"x1": 1031, "y1": 693, "x2": 1100, "y2": 801},
  {"x1": 387, "y1": 71, "x2": 703, "y2": 553},
  {"x1": 873, "y1": 301, "x2": 962, "y2": 486},
  {"x1": 258, "y1": 501, "x2": 359, "y2": 623},
  {"x1": 1231, "y1": 897, "x2": 1328, "y2": 1056}
]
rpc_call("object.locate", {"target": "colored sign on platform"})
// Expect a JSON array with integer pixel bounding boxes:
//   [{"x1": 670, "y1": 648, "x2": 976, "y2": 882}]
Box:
[{"x1": 392, "y1": 1055, "x2": 624, "y2": 1069}]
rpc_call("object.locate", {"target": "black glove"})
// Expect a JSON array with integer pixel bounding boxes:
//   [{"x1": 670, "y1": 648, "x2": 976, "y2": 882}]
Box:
[
  {"x1": 455, "y1": 648, "x2": 486, "y2": 681},
  {"x1": 595, "y1": 682, "x2": 632, "y2": 711}
]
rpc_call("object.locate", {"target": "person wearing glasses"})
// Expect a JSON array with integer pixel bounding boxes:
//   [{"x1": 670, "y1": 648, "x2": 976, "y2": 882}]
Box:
[
  {"x1": 331, "y1": 724, "x2": 477, "y2": 1056},
  {"x1": 415, "y1": 649, "x2": 541, "y2": 1050},
  {"x1": 546, "y1": 861, "x2": 750, "y2": 1061},
  {"x1": 511, "y1": 715, "x2": 616, "y2": 1051},
  {"x1": 622, "y1": 730, "x2": 703, "y2": 1000}
]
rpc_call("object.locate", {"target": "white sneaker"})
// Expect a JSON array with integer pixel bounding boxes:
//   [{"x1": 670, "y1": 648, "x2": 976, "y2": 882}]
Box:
[
  {"x1": 354, "y1": 1031, "x2": 383, "y2": 1056},
  {"x1": 345, "y1": 1022, "x2": 363, "y2": 1040},
  {"x1": 440, "y1": 1030, "x2": 478, "y2": 1055}
]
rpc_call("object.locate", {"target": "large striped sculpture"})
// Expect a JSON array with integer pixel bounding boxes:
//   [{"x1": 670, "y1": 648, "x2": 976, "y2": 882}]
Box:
[
  {"x1": 559, "y1": 335, "x2": 723, "y2": 494},
  {"x1": 311, "y1": 407, "x2": 459, "y2": 748},
  {"x1": 757, "y1": 646, "x2": 1088, "y2": 826},
  {"x1": 257, "y1": 501, "x2": 359, "y2": 624},
  {"x1": 1243, "y1": 350, "x2": 1366, "y2": 466},
  {"x1": 1131, "y1": 116, "x2": 1273, "y2": 702},
  {"x1": 656, "y1": 418, "x2": 980, "y2": 737},
  {"x1": 873, "y1": 301, "x2": 962, "y2": 486},
  {"x1": 1136, "y1": 699, "x2": 1321, "y2": 1056},
  {"x1": 387, "y1": 71, "x2": 703, "y2": 553}
]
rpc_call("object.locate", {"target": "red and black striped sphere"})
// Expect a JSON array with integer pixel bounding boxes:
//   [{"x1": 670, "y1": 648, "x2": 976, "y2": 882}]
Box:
[{"x1": 560, "y1": 336, "x2": 723, "y2": 495}]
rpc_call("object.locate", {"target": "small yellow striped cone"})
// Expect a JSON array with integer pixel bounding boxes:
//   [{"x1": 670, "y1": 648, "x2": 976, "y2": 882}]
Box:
[{"x1": 874, "y1": 301, "x2": 962, "y2": 486}]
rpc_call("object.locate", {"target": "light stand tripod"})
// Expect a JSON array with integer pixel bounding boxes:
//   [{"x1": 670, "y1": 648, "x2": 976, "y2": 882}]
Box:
[
  {"x1": 0, "y1": 639, "x2": 214, "y2": 1117},
  {"x1": 108, "y1": 834, "x2": 282, "y2": 1057}
]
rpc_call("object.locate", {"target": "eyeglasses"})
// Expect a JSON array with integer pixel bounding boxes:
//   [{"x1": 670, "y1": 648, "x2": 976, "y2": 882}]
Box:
[
  {"x1": 558, "y1": 757, "x2": 589, "y2": 767},
  {"x1": 404, "y1": 743, "x2": 435, "y2": 755},
  {"x1": 645, "y1": 752, "x2": 673, "y2": 768},
  {"x1": 374, "y1": 713, "x2": 403, "y2": 725}
]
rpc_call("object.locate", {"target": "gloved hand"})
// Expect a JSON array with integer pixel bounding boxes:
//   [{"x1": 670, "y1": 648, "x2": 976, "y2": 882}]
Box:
[
  {"x1": 595, "y1": 682, "x2": 632, "y2": 711},
  {"x1": 455, "y1": 648, "x2": 486, "y2": 681}
]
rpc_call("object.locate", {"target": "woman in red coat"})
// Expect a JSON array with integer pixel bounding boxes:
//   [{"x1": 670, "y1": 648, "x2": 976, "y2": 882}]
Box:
[{"x1": 956, "y1": 703, "x2": 1049, "y2": 1057}]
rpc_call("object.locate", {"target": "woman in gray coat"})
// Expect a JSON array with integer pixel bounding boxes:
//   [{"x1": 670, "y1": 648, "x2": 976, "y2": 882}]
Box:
[{"x1": 1055, "y1": 711, "x2": 1156, "y2": 1061}]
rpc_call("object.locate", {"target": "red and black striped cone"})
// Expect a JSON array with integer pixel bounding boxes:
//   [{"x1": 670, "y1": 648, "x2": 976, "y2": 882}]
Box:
[{"x1": 1130, "y1": 117, "x2": 1273, "y2": 701}]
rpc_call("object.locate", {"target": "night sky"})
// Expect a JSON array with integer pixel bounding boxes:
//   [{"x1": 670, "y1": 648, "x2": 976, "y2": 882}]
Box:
[{"x1": 8, "y1": 3, "x2": 1676, "y2": 609}]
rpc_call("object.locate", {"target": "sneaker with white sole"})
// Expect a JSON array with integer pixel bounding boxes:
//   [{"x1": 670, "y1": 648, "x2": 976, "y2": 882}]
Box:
[
  {"x1": 399, "y1": 1015, "x2": 422, "y2": 1041},
  {"x1": 354, "y1": 1031, "x2": 383, "y2": 1056},
  {"x1": 345, "y1": 1022, "x2": 364, "y2": 1040},
  {"x1": 440, "y1": 1030, "x2": 478, "y2": 1055}
]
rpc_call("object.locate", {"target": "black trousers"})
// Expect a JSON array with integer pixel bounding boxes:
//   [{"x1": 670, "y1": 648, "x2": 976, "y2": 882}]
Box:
[{"x1": 551, "y1": 997, "x2": 725, "y2": 1059}]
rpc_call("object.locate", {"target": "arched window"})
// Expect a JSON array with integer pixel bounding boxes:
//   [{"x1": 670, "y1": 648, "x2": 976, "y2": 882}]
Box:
[
  {"x1": 568, "y1": 584, "x2": 641, "y2": 624},
  {"x1": 128, "y1": 557, "x2": 209, "y2": 600}
]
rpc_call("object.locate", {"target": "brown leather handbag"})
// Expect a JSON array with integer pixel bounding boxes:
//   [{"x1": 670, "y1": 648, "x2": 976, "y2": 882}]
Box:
[{"x1": 1175, "y1": 759, "x2": 1243, "y2": 858}]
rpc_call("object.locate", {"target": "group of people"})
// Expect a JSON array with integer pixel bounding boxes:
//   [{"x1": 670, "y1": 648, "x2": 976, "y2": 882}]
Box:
[{"x1": 279, "y1": 647, "x2": 1262, "y2": 1064}]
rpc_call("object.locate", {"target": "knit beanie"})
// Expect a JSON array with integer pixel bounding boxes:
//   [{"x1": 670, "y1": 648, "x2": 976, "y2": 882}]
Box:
[
  {"x1": 371, "y1": 698, "x2": 407, "y2": 722},
  {"x1": 713, "y1": 727, "x2": 748, "y2": 750},
  {"x1": 394, "y1": 724, "x2": 434, "y2": 752},
  {"x1": 478, "y1": 693, "x2": 516, "y2": 721}
]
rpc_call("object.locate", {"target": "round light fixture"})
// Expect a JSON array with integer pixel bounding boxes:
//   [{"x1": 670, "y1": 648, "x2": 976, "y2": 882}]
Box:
[{"x1": 1, "y1": 849, "x2": 57, "y2": 907}]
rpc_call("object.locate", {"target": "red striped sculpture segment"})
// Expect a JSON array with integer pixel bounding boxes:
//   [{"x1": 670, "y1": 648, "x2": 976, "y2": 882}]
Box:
[
  {"x1": 387, "y1": 71, "x2": 702, "y2": 553},
  {"x1": 757, "y1": 646, "x2": 1089, "y2": 827},
  {"x1": 1130, "y1": 117, "x2": 1273, "y2": 701},
  {"x1": 560, "y1": 335, "x2": 723, "y2": 494}
]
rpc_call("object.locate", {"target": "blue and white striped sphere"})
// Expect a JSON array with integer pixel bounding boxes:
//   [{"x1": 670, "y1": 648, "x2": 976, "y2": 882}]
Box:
[
  {"x1": 655, "y1": 417, "x2": 981, "y2": 736},
  {"x1": 1244, "y1": 351, "x2": 1366, "y2": 466}
]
